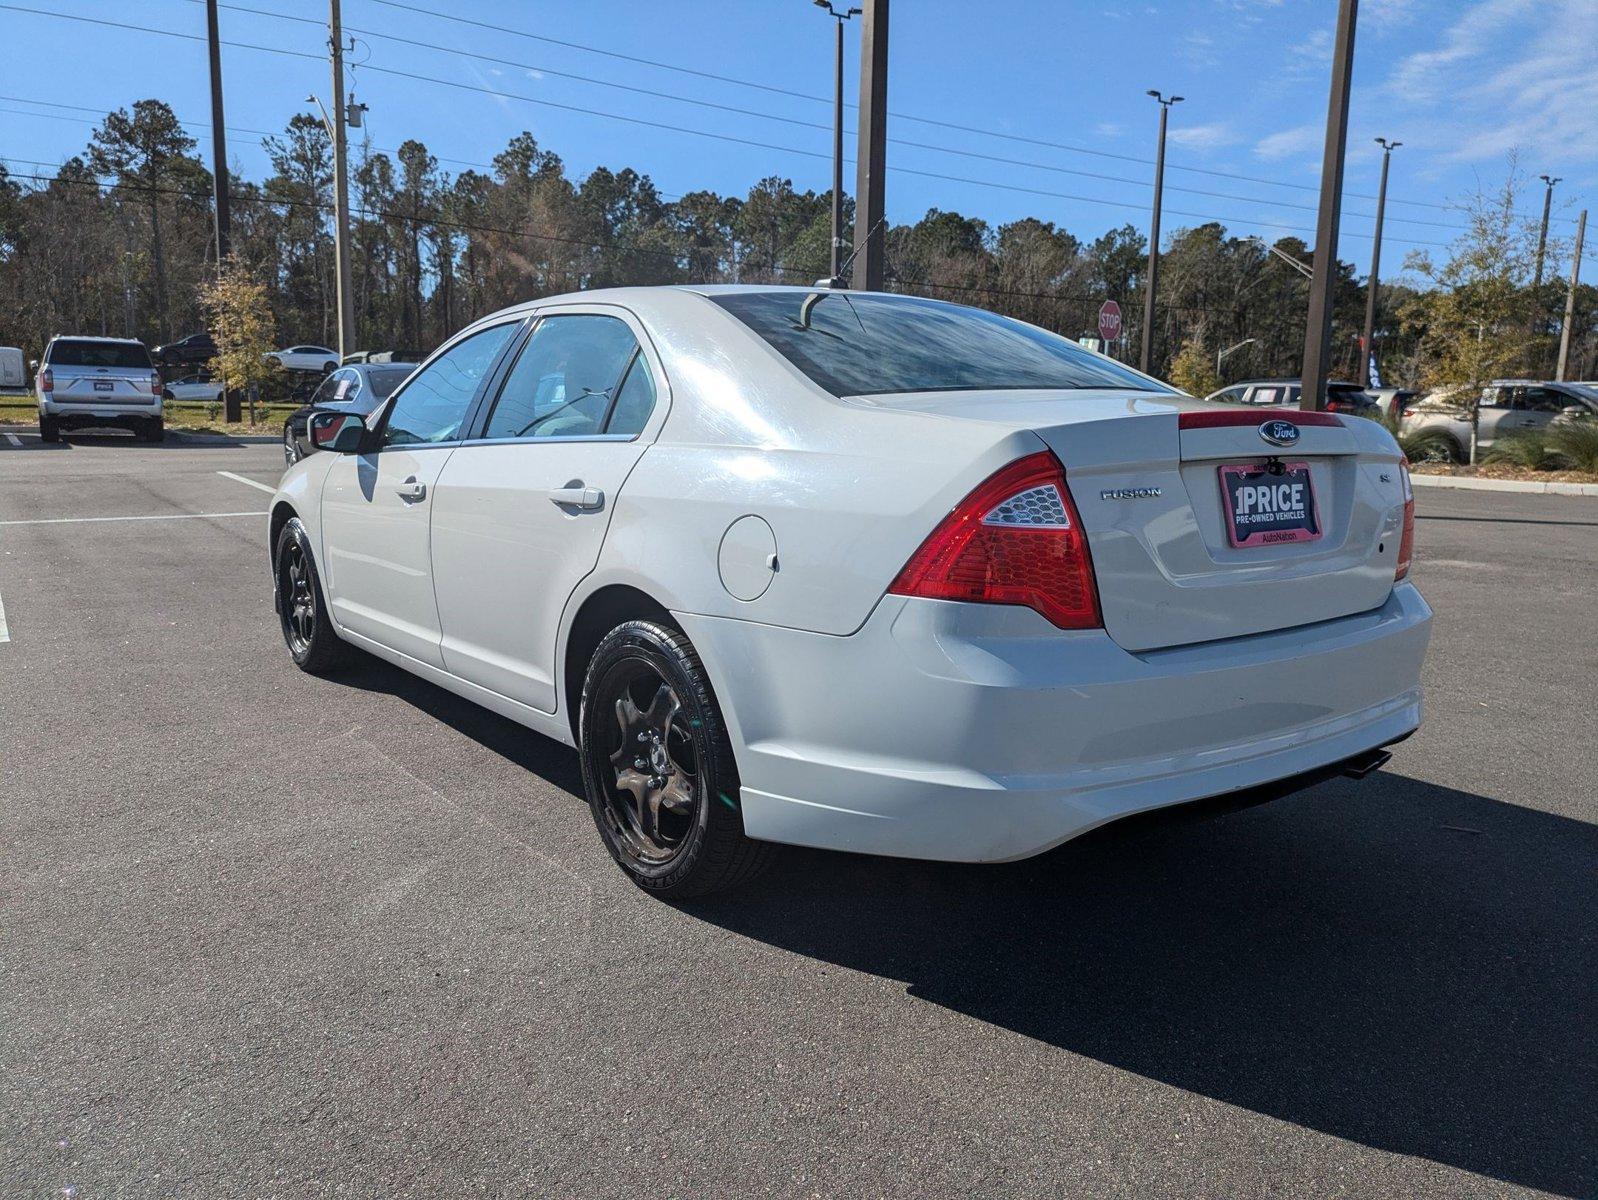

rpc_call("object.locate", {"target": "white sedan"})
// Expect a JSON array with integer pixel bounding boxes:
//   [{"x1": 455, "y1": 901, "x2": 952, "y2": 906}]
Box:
[
  {"x1": 268, "y1": 286, "x2": 1431, "y2": 897},
  {"x1": 163, "y1": 372, "x2": 224, "y2": 403},
  {"x1": 265, "y1": 344, "x2": 339, "y2": 374}
]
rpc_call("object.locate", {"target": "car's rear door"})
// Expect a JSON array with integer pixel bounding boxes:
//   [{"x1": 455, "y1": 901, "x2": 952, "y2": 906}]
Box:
[
  {"x1": 318, "y1": 321, "x2": 519, "y2": 666},
  {"x1": 430, "y1": 306, "x2": 665, "y2": 713}
]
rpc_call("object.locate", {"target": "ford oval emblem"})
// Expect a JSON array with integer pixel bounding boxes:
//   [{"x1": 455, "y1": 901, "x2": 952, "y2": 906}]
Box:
[{"x1": 1259, "y1": 419, "x2": 1301, "y2": 447}]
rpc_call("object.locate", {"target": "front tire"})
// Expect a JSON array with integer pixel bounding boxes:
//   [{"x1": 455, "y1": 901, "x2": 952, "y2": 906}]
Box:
[
  {"x1": 274, "y1": 516, "x2": 349, "y2": 674},
  {"x1": 579, "y1": 620, "x2": 772, "y2": 898},
  {"x1": 141, "y1": 418, "x2": 164, "y2": 443}
]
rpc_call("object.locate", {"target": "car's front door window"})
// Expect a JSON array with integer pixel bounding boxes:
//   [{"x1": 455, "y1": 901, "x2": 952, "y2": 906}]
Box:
[{"x1": 383, "y1": 323, "x2": 516, "y2": 447}]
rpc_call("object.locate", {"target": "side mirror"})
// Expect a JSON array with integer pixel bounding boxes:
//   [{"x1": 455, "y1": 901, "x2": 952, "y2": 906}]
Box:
[
  {"x1": 1561, "y1": 405, "x2": 1587, "y2": 418},
  {"x1": 29, "y1": 359, "x2": 38, "y2": 370},
  {"x1": 309, "y1": 410, "x2": 368, "y2": 453}
]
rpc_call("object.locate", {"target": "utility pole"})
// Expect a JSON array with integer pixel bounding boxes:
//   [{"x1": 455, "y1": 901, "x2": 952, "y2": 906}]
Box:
[
  {"x1": 1140, "y1": 90, "x2": 1182, "y2": 375},
  {"x1": 1300, "y1": 0, "x2": 1358, "y2": 412},
  {"x1": 851, "y1": 0, "x2": 888, "y2": 292},
  {"x1": 204, "y1": 0, "x2": 231, "y2": 268},
  {"x1": 328, "y1": 0, "x2": 355, "y2": 360},
  {"x1": 1556, "y1": 209, "x2": 1585, "y2": 382},
  {"x1": 1534, "y1": 174, "x2": 1560, "y2": 291},
  {"x1": 814, "y1": 3, "x2": 860, "y2": 282},
  {"x1": 205, "y1": 0, "x2": 239, "y2": 420},
  {"x1": 1359, "y1": 136, "x2": 1398, "y2": 388}
]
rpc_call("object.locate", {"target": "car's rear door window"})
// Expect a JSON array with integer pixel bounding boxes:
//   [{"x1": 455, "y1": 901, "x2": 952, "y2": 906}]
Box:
[
  {"x1": 482, "y1": 314, "x2": 639, "y2": 440},
  {"x1": 709, "y1": 291, "x2": 1157, "y2": 397}
]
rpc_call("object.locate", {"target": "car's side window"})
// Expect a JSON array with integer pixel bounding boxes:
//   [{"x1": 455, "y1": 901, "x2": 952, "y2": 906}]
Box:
[
  {"x1": 1517, "y1": 388, "x2": 1567, "y2": 413},
  {"x1": 308, "y1": 373, "x2": 343, "y2": 405},
  {"x1": 607, "y1": 353, "x2": 657, "y2": 436},
  {"x1": 482, "y1": 314, "x2": 639, "y2": 441},
  {"x1": 383, "y1": 323, "x2": 517, "y2": 448}
]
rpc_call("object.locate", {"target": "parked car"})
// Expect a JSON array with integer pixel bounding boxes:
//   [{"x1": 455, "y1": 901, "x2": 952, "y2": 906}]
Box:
[
  {"x1": 1203, "y1": 378, "x2": 1377, "y2": 416},
  {"x1": 0, "y1": 345, "x2": 25, "y2": 392},
  {"x1": 152, "y1": 332, "x2": 216, "y2": 369},
  {"x1": 163, "y1": 371, "x2": 224, "y2": 403},
  {"x1": 342, "y1": 349, "x2": 425, "y2": 365},
  {"x1": 1365, "y1": 387, "x2": 1418, "y2": 423},
  {"x1": 1400, "y1": 380, "x2": 1597, "y2": 461},
  {"x1": 268, "y1": 286, "x2": 1430, "y2": 897},
  {"x1": 34, "y1": 336, "x2": 163, "y2": 442},
  {"x1": 265, "y1": 344, "x2": 339, "y2": 374},
  {"x1": 282, "y1": 361, "x2": 418, "y2": 464}
]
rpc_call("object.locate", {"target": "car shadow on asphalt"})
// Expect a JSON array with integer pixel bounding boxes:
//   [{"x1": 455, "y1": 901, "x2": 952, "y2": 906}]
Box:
[
  {"x1": 318, "y1": 653, "x2": 1596, "y2": 1195},
  {"x1": 685, "y1": 776, "x2": 1597, "y2": 1197}
]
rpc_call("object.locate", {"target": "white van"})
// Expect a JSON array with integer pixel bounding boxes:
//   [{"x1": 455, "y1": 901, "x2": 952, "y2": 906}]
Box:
[{"x1": 0, "y1": 346, "x2": 25, "y2": 392}]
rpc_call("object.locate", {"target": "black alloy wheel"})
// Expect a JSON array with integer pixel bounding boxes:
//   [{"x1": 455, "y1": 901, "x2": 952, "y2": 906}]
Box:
[
  {"x1": 273, "y1": 517, "x2": 347, "y2": 674},
  {"x1": 580, "y1": 620, "x2": 771, "y2": 897}
]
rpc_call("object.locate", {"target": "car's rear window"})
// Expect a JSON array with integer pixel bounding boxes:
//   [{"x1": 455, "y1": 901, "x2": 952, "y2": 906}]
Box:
[
  {"x1": 367, "y1": 367, "x2": 415, "y2": 400},
  {"x1": 709, "y1": 291, "x2": 1158, "y2": 397},
  {"x1": 47, "y1": 340, "x2": 152, "y2": 369}
]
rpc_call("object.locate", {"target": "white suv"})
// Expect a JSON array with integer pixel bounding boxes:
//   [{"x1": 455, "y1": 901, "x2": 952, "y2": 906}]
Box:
[{"x1": 36, "y1": 336, "x2": 164, "y2": 443}]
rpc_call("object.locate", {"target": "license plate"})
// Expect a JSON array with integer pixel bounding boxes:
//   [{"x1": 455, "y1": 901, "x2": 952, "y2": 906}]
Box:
[
  {"x1": 1219, "y1": 461, "x2": 1322, "y2": 548},
  {"x1": 93, "y1": 380, "x2": 114, "y2": 391}
]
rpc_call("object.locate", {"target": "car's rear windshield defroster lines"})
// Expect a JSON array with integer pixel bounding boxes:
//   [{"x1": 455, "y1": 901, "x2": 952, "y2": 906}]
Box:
[{"x1": 710, "y1": 291, "x2": 1158, "y2": 397}]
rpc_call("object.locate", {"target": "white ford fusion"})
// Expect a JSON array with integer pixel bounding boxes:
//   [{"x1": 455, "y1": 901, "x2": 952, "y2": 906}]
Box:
[{"x1": 269, "y1": 286, "x2": 1430, "y2": 897}]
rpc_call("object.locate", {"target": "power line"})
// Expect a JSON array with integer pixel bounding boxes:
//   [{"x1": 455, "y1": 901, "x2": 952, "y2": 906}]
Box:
[{"x1": 195, "y1": 0, "x2": 1478, "y2": 233}]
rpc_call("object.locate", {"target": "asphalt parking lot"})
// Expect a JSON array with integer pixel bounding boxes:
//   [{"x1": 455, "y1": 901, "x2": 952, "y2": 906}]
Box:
[{"x1": 2, "y1": 430, "x2": 1594, "y2": 1198}]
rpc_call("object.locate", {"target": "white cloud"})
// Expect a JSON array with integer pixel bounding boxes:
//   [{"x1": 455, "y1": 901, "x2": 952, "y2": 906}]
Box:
[
  {"x1": 1095, "y1": 122, "x2": 1125, "y2": 138},
  {"x1": 1169, "y1": 122, "x2": 1239, "y2": 152},
  {"x1": 1254, "y1": 123, "x2": 1320, "y2": 161}
]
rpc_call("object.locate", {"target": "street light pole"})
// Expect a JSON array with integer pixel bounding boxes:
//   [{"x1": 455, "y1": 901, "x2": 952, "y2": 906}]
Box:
[
  {"x1": 328, "y1": 0, "x2": 354, "y2": 360},
  {"x1": 1555, "y1": 209, "x2": 1585, "y2": 382},
  {"x1": 1359, "y1": 137, "x2": 1399, "y2": 388},
  {"x1": 1299, "y1": 0, "x2": 1359, "y2": 412},
  {"x1": 813, "y1": 2, "x2": 860, "y2": 282},
  {"x1": 1217, "y1": 337, "x2": 1257, "y2": 378},
  {"x1": 1140, "y1": 90, "x2": 1182, "y2": 375},
  {"x1": 1533, "y1": 174, "x2": 1560, "y2": 291}
]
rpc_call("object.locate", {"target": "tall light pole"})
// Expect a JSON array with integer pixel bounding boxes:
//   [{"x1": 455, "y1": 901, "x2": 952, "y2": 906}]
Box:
[
  {"x1": 1217, "y1": 337, "x2": 1257, "y2": 378},
  {"x1": 1139, "y1": 90, "x2": 1182, "y2": 375},
  {"x1": 1534, "y1": 174, "x2": 1560, "y2": 291},
  {"x1": 850, "y1": 0, "x2": 888, "y2": 291},
  {"x1": 1359, "y1": 136, "x2": 1399, "y2": 388},
  {"x1": 204, "y1": 0, "x2": 231, "y2": 268},
  {"x1": 814, "y1": 2, "x2": 860, "y2": 282},
  {"x1": 328, "y1": 0, "x2": 354, "y2": 360},
  {"x1": 1555, "y1": 209, "x2": 1585, "y2": 382},
  {"x1": 1300, "y1": 0, "x2": 1359, "y2": 412}
]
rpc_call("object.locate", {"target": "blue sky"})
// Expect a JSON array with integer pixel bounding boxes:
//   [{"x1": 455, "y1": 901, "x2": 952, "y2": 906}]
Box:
[{"x1": 2, "y1": 0, "x2": 1594, "y2": 278}]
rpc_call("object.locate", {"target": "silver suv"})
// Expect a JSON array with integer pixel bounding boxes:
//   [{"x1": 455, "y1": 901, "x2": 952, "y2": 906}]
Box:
[
  {"x1": 1400, "y1": 380, "x2": 1597, "y2": 461},
  {"x1": 35, "y1": 336, "x2": 164, "y2": 443}
]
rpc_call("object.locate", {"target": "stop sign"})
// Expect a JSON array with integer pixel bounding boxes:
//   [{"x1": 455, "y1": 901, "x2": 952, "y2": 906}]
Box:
[{"x1": 1098, "y1": 300, "x2": 1123, "y2": 343}]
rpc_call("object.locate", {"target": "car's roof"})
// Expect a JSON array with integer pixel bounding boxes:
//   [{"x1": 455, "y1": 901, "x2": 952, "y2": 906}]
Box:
[
  {"x1": 49, "y1": 334, "x2": 144, "y2": 344},
  {"x1": 469, "y1": 284, "x2": 956, "y2": 325}
]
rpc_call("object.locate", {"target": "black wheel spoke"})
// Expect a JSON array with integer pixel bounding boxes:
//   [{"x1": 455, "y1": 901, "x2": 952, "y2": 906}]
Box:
[{"x1": 597, "y1": 663, "x2": 699, "y2": 865}]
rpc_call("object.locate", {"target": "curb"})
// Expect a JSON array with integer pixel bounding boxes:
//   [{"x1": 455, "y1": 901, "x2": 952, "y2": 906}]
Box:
[{"x1": 1411, "y1": 473, "x2": 1598, "y2": 497}]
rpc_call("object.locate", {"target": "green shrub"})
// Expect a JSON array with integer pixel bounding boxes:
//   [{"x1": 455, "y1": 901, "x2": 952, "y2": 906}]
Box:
[
  {"x1": 1484, "y1": 430, "x2": 1563, "y2": 471},
  {"x1": 1547, "y1": 420, "x2": 1598, "y2": 474}
]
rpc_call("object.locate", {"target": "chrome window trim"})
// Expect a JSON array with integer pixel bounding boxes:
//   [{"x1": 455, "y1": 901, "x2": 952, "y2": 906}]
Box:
[{"x1": 459, "y1": 432, "x2": 640, "y2": 448}]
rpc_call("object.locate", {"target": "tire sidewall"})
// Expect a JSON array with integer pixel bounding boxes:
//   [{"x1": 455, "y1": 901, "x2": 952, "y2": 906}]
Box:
[
  {"x1": 579, "y1": 622, "x2": 728, "y2": 890},
  {"x1": 274, "y1": 517, "x2": 330, "y2": 668}
]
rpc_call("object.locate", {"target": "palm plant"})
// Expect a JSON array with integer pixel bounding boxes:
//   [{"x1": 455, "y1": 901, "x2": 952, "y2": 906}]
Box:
[
  {"x1": 1547, "y1": 421, "x2": 1598, "y2": 474},
  {"x1": 1483, "y1": 430, "x2": 1563, "y2": 470}
]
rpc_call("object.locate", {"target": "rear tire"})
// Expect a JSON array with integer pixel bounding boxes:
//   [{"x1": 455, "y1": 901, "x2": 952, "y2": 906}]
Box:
[
  {"x1": 39, "y1": 415, "x2": 59, "y2": 443},
  {"x1": 141, "y1": 418, "x2": 164, "y2": 443},
  {"x1": 579, "y1": 619, "x2": 772, "y2": 899},
  {"x1": 274, "y1": 516, "x2": 349, "y2": 675}
]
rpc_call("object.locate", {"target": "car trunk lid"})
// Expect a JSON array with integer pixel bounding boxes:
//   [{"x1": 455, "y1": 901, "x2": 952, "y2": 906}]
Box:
[{"x1": 854, "y1": 390, "x2": 1406, "y2": 651}]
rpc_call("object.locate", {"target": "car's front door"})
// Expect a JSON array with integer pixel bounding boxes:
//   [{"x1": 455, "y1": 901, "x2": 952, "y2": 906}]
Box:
[
  {"x1": 1474, "y1": 386, "x2": 1513, "y2": 447},
  {"x1": 1505, "y1": 385, "x2": 1575, "y2": 436},
  {"x1": 430, "y1": 308, "x2": 665, "y2": 713},
  {"x1": 319, "y1": 322, "x2": 518, "y2": 666}
]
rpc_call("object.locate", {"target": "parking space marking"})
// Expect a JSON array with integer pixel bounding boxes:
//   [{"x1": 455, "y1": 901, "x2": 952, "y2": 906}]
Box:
[
  {"x1": 0, "y1": 511, "x2": 267, "y2": 527},
  {"x1": 217, "y1": 470, "x2": 277, "y2": 495},
  {"x1": 0, "y1": 592, "x2": 9, "y2": 642},
  {"x1": 4, "y1": 432, "x2": 21, "y2": 447}
]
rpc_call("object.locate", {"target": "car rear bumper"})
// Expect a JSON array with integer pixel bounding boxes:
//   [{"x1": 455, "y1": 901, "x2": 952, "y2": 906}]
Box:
[
  {"x1": 677, "y1": 583, "x2": 1431, "y2": 863},
  {"x1": 43, "y1": 400, "x2": 161, "y2": 419}
]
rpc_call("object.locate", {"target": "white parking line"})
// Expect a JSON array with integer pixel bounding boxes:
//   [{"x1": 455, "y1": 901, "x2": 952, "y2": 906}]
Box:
[
  {"x1": 216, "y1": 470, "x2": 277, "y2": 495},
  {"x1": 0, "y1": 592, "x2": 9, "y2": 643},
  {"x1": 4, "y1": 432, "x2": 21, "y2": 447},
  {"x1": 0, "y1": 511, "x2": 267, "y2": 527}
]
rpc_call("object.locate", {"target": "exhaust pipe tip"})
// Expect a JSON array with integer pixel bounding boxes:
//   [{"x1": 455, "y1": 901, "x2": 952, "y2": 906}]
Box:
[{"x1": 1340, "y1": 747, "x2": 1393, "y2": 780}]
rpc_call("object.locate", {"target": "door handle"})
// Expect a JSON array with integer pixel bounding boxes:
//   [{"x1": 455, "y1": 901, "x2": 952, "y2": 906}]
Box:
[
  {"x1": 549, "y1": 483, "x2": 604, "y2": 511},
  {"x1": 395, "y1": 476, "x2": 427, "y2": 501}
]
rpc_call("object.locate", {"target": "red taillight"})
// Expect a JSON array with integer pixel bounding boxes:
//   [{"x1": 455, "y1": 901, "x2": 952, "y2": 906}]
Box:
[
  {"x1": 150, "y1": 371, "x2": 162, "y2": 395},
  {"x1": 40, "y1": 367, "x2": 52, "y2": 393},
  {"x1": 1395, "y1": 458, "x2": 1415, "y2": 580},
  {"x1": 888, "y1": 451, "x2": 1102, "y2": 629}
]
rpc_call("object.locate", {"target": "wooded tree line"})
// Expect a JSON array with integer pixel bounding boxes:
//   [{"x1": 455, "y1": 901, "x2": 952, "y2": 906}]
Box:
[{"x1": 1, "y1": 99, "x2": 1591, "y2": 389}]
